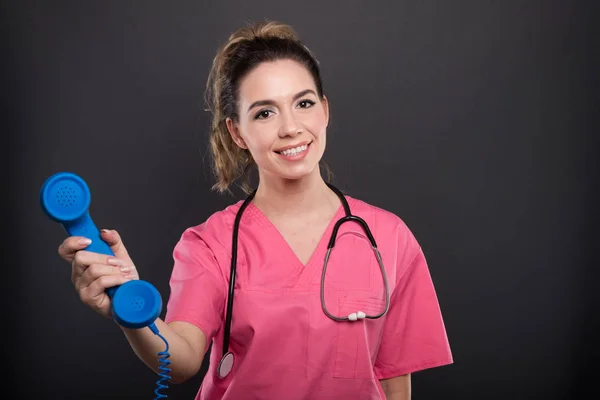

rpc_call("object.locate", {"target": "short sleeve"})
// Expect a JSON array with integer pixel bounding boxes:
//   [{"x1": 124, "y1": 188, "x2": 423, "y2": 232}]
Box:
[
  {"x1": 164, "y1": 227, "x2": 228, "y2": 344},
  {"x1": 374, "y1": 245, "x2": 453, "y2": 379}
]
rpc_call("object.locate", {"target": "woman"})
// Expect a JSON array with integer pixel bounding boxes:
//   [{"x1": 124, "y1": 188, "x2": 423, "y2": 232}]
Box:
[{"x1": 58, "y1": 21, "x2": 453, "y2": 399}]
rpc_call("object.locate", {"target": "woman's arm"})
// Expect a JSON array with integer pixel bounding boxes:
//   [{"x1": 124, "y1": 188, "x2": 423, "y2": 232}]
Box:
[
  {"x1": 121, "y1": 319, "x2": 207, "y2": 384},
  {"x1": 380, "y1": 374, "x2": 411, "y2": 400}
]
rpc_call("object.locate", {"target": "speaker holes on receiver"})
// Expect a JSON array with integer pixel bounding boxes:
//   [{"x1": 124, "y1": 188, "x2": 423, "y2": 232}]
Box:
[
  {"x1": 55, "y1": 185, "x2": 77, "y2": 207},
  {"x1": 131, "y1": 296, "x2": 145, "y2": 310}
]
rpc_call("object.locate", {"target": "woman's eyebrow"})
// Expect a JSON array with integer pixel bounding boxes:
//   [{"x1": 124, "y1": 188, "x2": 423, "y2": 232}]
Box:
[{"x1": 247, "y1": 89, "x2": 317, "y2": 113}]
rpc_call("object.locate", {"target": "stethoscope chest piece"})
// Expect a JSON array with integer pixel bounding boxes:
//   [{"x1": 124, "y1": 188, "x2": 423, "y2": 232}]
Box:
[{"x1": 217, "y1": 352, "x2": 234, "y2": 378}]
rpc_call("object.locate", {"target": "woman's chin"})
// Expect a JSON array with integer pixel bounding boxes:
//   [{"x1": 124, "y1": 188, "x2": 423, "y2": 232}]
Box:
[{"x1": 268, "y1": 164, "x2": 320, "y2": 182}]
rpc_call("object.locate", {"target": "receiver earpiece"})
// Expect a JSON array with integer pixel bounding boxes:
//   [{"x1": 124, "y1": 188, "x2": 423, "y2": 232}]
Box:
[{"x1": 40, "y1": 172, "x2": 162, "y2": 329}]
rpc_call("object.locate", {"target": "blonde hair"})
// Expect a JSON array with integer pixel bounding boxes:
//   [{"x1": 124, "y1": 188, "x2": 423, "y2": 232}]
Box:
[{"x1": 204, "y1": 21, "x2": 331, "y2": 194}]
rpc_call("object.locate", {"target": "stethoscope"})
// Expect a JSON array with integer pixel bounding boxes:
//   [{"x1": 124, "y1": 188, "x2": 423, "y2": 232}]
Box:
[{"x1": 217, "y1": 182, "x2": 391, "y2": 379}]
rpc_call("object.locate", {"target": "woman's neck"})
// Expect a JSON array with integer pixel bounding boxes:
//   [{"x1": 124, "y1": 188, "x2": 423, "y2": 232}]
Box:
[{"x1": 252, "y1": 168, "x2": 339, "y2": 219}]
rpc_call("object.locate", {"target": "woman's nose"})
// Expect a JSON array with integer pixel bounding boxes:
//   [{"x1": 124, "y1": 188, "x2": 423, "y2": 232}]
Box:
[{"x1": 278, "y1": 111, "x2": 303, "y2": 137}]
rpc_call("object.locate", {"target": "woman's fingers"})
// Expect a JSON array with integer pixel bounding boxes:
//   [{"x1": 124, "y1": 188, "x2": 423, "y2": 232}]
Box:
[
  {"x1": 76, "y1": 263, "x2": 134, "y2": 316},
  {"x1": 71, "y1": 251, "x2": 126, "y2": 284},
  {"x1": 75, "y1": 263, "x2": 125, "y2": 291},
  {"x1": 99, "y1": 229, "x2": 134, "y2": 265},
  {"x1": 58, "y1": 236, "x2": 93, "y2": 262},
  {"x1": 57, "y1": 229, "x2": 139, "y2": 319}
]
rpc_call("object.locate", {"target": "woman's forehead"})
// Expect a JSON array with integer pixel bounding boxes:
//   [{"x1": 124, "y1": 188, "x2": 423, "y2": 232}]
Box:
[{"x1": 238, "y1": 59, "x2": 316, "y2": 102}]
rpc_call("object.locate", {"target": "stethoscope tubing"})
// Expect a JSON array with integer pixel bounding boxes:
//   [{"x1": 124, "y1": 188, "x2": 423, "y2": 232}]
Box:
[{"x1": 217, "y1": 183, "x2": 390, "y2": 378}]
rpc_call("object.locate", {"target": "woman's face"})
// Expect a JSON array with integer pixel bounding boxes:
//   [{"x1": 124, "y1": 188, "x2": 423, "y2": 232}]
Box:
[{"x1": 227, "y1": 59, "x2": 329, "y2": 183}]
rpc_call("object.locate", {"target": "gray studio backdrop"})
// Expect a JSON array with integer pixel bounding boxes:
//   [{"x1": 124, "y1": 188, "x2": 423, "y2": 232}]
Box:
[{"x1": 5, "y1": 1, "x2": 596, "y2": 399}]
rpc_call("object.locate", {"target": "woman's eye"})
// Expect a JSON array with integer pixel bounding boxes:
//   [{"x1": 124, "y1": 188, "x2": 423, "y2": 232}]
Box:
[
  {"x1": 298, "y1": 99, "x2": 315, "y2": 109},
  {"x1": 254, "y1": 110, "x2": 272, "y2": 120}
]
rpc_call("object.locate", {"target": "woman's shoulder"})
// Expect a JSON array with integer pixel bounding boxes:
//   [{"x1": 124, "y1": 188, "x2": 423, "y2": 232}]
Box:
[
  {"x1": 176, "y1": 199, "x2": 245, "y2": 253},
  {"x1": 346, "y1": 195, "x2": 424, "y2": 274},
  {"x1": 346, "y1": 195, "x2": 412, "y2": 233},
  {"x1": 345, "y1": 194, "x2": 422, "y2": 254}
]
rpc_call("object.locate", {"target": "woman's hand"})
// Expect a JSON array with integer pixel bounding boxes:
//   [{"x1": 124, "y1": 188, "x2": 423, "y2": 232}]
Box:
[{"x1": 57, "y1": 229, "x2": 139, "y2": 319}]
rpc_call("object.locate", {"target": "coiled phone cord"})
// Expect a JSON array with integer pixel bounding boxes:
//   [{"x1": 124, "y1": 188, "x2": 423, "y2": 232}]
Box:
[{"x1": 149, "y1": 323, "x2": 171, "y2": 399}]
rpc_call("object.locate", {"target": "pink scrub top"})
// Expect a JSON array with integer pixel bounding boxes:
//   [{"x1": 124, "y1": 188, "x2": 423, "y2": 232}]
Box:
[{"x1": 165, "y1": 196, "x2": 453, "y2": 400}]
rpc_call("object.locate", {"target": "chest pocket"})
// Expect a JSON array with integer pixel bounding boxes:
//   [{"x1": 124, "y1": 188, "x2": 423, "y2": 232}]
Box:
[
  {"x1": 316, "y1": 230, "x2": 390, "y2": 379},
  {"x1": 333, "y1": 294, "x2": 388, "y2": 379}
]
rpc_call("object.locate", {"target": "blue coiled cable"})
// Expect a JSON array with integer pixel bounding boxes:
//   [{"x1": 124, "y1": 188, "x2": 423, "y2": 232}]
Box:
[{"x1": 149, "y1": 323, "x2": 171, "y2": 399}]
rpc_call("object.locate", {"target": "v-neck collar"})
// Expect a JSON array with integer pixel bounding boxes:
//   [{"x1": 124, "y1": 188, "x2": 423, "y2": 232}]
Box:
[{"x1": 243, "y1": 197, "x2": 348, "y2": 280}]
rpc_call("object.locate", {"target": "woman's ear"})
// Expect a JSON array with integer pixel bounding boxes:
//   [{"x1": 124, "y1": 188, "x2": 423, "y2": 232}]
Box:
[
  {"x1": 226, "y1": 117, "x2": 247, "y2": 149},
  {"x1": 322, "y1": 95, "x2": 330, "y2": 127}
]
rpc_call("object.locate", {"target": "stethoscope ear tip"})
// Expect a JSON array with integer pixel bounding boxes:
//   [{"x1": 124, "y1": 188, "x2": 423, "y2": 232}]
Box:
[{"x1": 348, "y1": 311, "x2": 366, "y2": 321}]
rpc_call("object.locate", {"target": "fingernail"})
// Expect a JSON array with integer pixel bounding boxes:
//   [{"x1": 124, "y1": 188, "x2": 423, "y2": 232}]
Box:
[
  {"x1": 120, "y1": 266, "x2": 131, "y2": 273},
  {"x1": 108, "y1": 258, "x2": 123, "y2": 266},
  {"x1": 78, "y1": 238, "x2": 92, "y2": 245},
  {"x1": 101, "y1": 229, "x2": 111, "y2": 234}
]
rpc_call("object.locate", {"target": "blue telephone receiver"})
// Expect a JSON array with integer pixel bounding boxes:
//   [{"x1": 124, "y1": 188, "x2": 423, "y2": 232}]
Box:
[{"x1": 40, "y1": 171, "x2": 171, "y2": 399}]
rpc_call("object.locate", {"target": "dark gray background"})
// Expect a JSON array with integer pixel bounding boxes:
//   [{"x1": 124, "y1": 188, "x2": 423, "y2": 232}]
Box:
[{"x1": 3, "y1": 1, "x2": 598, "y2": 399}]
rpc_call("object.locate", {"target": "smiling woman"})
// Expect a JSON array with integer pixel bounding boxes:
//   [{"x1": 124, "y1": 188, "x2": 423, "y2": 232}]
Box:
[
  {"x1": 57, "y1": 20, "x2": 453, "y2": 400},
  {"x1": 225, "y1": 59, "x2": 328, "y2": 183},
  {"x1": 205, "y1": 25, "x2": 332, "y2": 195}
]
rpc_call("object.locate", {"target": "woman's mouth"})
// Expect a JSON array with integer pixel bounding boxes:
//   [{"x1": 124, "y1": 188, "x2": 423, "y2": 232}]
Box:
[{"x1": 275, "y1": 142, "x2": 312, "y2": 160}]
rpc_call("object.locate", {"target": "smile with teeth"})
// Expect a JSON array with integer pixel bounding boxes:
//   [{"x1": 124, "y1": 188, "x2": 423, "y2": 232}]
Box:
[{"x1": 278, "y1": 143, "x2": 309, "y2": 156}]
